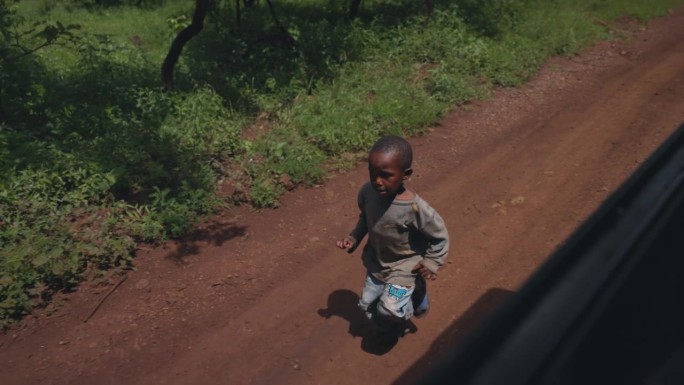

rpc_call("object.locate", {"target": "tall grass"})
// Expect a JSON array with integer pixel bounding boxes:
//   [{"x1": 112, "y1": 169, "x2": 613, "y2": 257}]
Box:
[{"x1": 1, "y1": 0, "x2": 682, "y2": 326}]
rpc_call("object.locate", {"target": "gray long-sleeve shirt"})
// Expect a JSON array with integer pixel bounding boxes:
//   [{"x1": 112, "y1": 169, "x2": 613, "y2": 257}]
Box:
[{"x1": 349, "y1": 182, "x2": 449, "y2": 286}]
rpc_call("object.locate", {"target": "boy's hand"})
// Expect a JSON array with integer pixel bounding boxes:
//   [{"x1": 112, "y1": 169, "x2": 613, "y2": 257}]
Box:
[
  {"x1": 413, "y1": 262, "x2": 437, "y2": 280},
  {"x1": 336, "y1": 236, "x2": 356, "y2": 252}
]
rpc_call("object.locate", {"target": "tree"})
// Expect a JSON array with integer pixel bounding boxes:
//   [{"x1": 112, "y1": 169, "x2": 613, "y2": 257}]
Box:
[
  {"x1": 161, "y1": 0, "x2": 294, "y2": 89},
  {"x1": 0, "y1": 0, "x2": 79, "y2": 124},
  {"x1": 161, "y1": 0, "x2": 209, "y2": 89}
]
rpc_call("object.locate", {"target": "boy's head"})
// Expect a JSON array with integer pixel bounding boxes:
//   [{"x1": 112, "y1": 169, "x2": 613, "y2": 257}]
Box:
[{"x1": 368, "y1": 135, "x2": 413, "y2": 199}]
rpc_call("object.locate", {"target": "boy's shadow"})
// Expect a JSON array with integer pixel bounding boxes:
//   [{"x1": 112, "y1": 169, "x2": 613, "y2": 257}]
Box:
[{"x1": 318, "y1": 289, "x2": 414, "y2": 355}]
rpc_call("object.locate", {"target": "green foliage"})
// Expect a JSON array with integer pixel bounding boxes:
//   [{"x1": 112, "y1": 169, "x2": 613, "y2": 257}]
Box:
[
  {"x1": 583, "y1": 0, "x2": 684, "y2": 20},
  {"x1": 0, "y1": 173, "x2": 136, "y2": 327},
  {"x1": 2, "y1": 0, "x2": 683, "y2": 326},
  {"x1": 249, "y1": 174, "x2": 285, "y2": 208},
  {"x1": 455, "y1": 0, "x2": 527, "y2": 37},
  {"x1": 68, "y1": 0, "x2": 166, "y2": 10}
]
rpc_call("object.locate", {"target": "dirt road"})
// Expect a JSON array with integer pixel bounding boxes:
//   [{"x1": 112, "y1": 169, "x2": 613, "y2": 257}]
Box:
[{"x1": 1, "y1": 9, "x2": 683, "y2": 385}]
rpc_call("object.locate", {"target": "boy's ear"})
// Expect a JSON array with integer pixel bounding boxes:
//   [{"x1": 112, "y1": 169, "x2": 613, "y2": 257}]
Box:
[{"x1": 403, "y1": 167, "x2": 413, "y2": 178}]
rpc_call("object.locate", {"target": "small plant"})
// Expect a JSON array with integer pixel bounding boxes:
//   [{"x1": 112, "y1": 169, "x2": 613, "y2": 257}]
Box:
[
  {"x1": 249, "y1": 175, "x2": 284, "y2": 208},
  {"x1": 167, "y1": 13, "x2": 190, "y2": 32}
]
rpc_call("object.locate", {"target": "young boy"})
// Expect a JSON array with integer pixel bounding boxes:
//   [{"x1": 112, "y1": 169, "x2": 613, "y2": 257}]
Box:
[{"x1": 336, "y1": 135, "x2": 449, "y2": 342}]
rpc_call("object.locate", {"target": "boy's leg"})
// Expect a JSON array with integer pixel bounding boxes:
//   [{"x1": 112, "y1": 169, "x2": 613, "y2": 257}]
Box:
[
  {"x1": 412, "y1": 275, "x2": 430, "y2": 318},
  {"x1": 359, "y1": 273, "x2": 385, "y2": 321},
  {"x1": 376, "y1": 282, "x2": 415, "y2": 331}
]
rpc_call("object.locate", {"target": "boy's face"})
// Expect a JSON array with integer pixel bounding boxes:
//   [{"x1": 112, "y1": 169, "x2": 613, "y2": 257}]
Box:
[{"x1": 368, "y1": 150, "x2": 410, "y2": 199}]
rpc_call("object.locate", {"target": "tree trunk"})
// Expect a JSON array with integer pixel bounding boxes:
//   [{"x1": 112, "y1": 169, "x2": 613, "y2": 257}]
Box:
[
  {"x1": 235, "y1": 0, "x2": 241, "y2": 28},
  {"x1": 423, "y1": 0, "x2": 434, "y2": 17},
  {"x1": 161, "y1": 0, "x2": 209, "y2": 89},
  {"x1": 349, "y1": 0, "x2": 361, "y2": 19}
]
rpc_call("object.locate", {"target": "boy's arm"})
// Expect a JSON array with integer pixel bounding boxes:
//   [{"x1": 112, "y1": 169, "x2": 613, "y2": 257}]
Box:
[
  {"x1": 340, "y1": 187, "x2": 368, "y2": 253},
  {"x1": 413, "y1": 201, "x2": 449, "y2": 274},
  {"x1": 345, "y1": 216, "x2": 367, "y2": 253}
]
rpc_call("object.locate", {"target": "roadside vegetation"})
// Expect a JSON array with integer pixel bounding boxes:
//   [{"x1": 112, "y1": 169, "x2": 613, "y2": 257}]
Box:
[{"x1": 1, "y1": 0, "x2": 682, "y2": 327}]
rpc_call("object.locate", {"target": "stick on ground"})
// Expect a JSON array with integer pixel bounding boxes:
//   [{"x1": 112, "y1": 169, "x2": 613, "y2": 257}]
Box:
[{"x1": 83, "y1": 275, "x2": 128, "y2": 323}]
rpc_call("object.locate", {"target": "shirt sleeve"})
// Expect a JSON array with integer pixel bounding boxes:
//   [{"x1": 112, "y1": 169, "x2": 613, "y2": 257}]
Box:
[{"x1": 412, "y1": 200, "x2": 449, "y2": 273}]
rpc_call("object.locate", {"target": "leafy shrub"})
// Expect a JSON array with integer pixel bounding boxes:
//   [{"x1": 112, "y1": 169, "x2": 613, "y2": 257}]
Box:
[
  {"x1": 249, "y1": 174, "x2": 285, "y2": 208},
  {"x1": 0, "y1": 170, "x2": 135, "y2": 327}
]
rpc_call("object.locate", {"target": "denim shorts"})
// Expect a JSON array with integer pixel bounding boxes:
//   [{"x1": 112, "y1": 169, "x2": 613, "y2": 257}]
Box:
[{"x1": 358, "y1": 273, "x2": 415, "y2": 325}]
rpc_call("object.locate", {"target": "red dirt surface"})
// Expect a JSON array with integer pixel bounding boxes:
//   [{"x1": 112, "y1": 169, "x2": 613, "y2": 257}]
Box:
[{"x1": 2, "y1": 9, "x2": 684, "y2": 385}]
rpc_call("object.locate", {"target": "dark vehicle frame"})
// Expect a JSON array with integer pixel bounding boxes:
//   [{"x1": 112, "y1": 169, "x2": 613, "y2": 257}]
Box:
[{"x1": 423, "y1": 122, "x2": 684, "y2": 385}]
